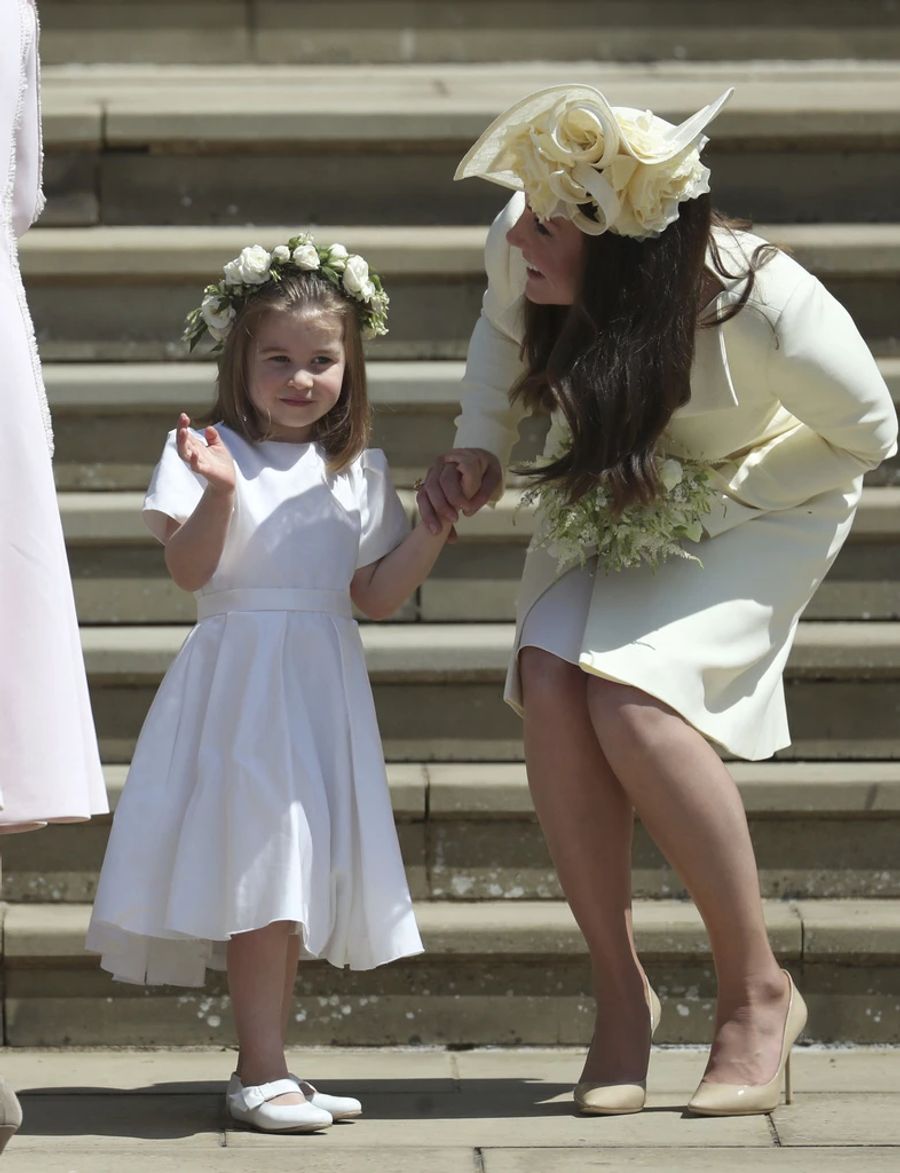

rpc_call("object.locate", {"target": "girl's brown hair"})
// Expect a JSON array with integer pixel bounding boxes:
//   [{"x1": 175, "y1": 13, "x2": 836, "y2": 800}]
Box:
[
  {"x1": 514, "y1": 195, "x2": 777, "y2": 512},
  {"x1": 208, "y1": 273, "x2": 371, "y2": 474}
]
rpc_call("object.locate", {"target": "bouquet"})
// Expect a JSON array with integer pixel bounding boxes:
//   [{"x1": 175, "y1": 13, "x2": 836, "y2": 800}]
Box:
[{"x1": 522, "y1": 450, "x2": 716, "y2": 574}]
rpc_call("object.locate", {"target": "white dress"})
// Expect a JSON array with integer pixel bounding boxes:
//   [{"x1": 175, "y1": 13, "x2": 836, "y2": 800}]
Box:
[
  {"x1": 86, "y1": 428, "x2": 423, "y2": 986},
  {"x1": 455, "y1": 193, "x2": 898, "y2": 761},
  {"x1": 0, "y1": 0, "x2": 106, "y2": 830}
]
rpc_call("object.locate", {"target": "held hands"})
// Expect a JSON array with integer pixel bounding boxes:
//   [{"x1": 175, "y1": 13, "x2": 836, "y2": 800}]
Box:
[
  {"x1": 176, "y1": 413, "x2": 235, "y2": 496},
  {"x1": 417, "y1": 448, "x2": 502, "y2": 535}
]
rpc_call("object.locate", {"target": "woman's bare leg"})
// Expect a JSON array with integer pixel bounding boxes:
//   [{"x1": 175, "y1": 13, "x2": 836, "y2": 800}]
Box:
[
  {"x1": 586, "y1": 678, "x2": 790, "y2": 1086},
  {"x1": 520, "y1": 647, "x2": 652, "y2": 1084},
  {"x1": 227, "y1": 921, "x2": 305, "y2": 1105}
]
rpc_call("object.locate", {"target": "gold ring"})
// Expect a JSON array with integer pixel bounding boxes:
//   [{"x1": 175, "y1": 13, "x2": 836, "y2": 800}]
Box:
[{"x1": 413, "y1": 477, "x2": 425, "y2": 490}]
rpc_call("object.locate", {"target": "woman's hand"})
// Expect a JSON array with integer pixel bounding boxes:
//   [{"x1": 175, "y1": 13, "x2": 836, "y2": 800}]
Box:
[
  {"x1": 176, "y1": 413, "x2": 235, "y2": 496},
  {"x1": 417, "y1": 448, "x2": 502, "y2": 535}
]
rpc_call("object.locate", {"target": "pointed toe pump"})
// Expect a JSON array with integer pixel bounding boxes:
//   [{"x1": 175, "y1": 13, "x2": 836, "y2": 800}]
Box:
[
  {"x1": 687, "y1": 971, "x2": 808, "y2": 1117},
  {"x1": 574, "y1": 984, "x2": 662, "y2": 1116}
]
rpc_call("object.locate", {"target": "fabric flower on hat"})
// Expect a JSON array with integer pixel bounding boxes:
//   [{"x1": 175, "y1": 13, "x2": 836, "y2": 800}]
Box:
[{"x1": 455, "y1": 84, "x2": 732, "y2": 240}]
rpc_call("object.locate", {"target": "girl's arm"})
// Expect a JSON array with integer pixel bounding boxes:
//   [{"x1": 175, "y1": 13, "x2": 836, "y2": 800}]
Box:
[
  {"x1": 163, "y1": 415, "x2": 236, "y2": 591},
  {"x1": 351, "y1": 521, "x2": 452, "y2": 621}
]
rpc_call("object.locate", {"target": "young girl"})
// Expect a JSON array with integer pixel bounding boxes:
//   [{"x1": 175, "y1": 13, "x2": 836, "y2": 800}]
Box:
[{"x1": 86, "y1": 236, "x2": 452, "y2": 1134}]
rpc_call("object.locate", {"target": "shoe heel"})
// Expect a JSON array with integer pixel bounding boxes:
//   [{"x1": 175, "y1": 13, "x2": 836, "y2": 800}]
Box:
[
  {"x1": 0, "y1": 1124, "x2": 18, "y2": 1153},
  {"x1": 784, "y1": 1053, "x2": 792, "y2": 1105}
]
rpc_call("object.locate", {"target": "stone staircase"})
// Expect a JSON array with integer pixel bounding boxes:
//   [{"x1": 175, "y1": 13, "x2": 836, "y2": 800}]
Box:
[{"x1": 4, "y1": 1, "x2": 899, "y2": 1048}]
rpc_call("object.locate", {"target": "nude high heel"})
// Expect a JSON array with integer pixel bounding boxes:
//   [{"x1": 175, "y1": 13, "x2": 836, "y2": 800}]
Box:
[
  {"x1": 574, "y1": 983, "x2": 662, "y2": 1116},
  {"x1": 687, "y1": 970, "x2": 807, "y2": 1117}
]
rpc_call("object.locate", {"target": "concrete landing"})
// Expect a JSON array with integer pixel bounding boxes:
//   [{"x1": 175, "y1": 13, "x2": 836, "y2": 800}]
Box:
[{"x1": 1, "y1": 1046, "x2": 898, "y2": 1171}]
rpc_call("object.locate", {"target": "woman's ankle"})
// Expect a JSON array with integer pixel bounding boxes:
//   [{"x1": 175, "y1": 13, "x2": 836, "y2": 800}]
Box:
[{"x1": 714, "y1": 967, "x2": 790, "y2": 1018}]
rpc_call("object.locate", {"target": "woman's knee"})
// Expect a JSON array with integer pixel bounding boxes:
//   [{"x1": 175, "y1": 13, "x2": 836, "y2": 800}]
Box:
[{"x1": 519, "y1": 646, "x2": 584, "y2": 713}]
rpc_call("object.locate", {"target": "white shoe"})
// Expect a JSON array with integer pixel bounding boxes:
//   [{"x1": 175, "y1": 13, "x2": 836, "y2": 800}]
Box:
[
  {"x1": 288, "y1": 1074, "x2": 363, "y2": 1120},
  {"x1": 226, "y1": 1074, "x2": 333, "y2": 1133}
]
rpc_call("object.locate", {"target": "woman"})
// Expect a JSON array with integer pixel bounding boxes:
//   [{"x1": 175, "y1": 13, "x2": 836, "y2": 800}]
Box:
[{"x1": 418, "y1": 84, "x2": 897, "y2": 1117}]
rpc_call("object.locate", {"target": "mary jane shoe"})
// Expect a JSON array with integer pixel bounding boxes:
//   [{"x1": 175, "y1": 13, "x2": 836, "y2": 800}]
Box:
[
  {"x1": 226, "y1": 1075, "x2": 333, "y2": 1133},
  {"x1": 289, "y1": 1074, "x2": 362, "y2": 1120}
]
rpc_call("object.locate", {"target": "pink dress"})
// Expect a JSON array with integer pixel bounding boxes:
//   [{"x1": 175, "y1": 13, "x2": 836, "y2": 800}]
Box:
[{"x1": 0, "y1": 1, "x2": 106, "y2": 832}]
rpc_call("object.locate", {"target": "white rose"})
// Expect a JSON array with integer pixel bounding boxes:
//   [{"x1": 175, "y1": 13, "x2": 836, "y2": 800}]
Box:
[
  {"x1": 342, "y1": 255, "x2": 370, "y2": 296},
  {"x1": 292, "y1": 242, "x2": 320, "y2": 270},
  {"x1": 207, "y1": 323, "x2": 230, "y2": 344},
  {"x1": 327, "y1": 243, "x2": 349, "y2": 271},
  {"x1": 660, "y1": 459, "x2": 684, "y2": 492},
  {"x1": 272, "y1": 245, "x2": 291, "y2": 262},
  {"x1": 200, "y1": 294, "x2": 236, "y2": 333},
  {"x1": 223, "y1": 245, "x2": 272, "y2": 286}
]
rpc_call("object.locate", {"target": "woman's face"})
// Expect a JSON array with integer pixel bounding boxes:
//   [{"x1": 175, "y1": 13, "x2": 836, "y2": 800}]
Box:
[{"x1": 506, "y1": 206, "x2": 587, "y2": 305}]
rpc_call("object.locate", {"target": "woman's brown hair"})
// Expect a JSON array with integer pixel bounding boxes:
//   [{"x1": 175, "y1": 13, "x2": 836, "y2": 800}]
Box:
[
  {"x1": 208, "y1": 273, "x2": 371, "y2": 474},
  {"x1": 514, "y1": 195, "x2": 777, "y2": 511}
]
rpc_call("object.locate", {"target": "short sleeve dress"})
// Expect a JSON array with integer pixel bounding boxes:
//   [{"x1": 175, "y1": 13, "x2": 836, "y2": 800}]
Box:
[{"x1": 86, "y1": 427, "x2": 422, "y2": 987}]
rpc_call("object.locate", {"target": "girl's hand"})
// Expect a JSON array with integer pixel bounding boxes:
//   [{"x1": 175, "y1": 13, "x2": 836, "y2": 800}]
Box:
[
  {"x1": 175, "y1": 413, "x2": 235, "y2": 496},
  {"x1": 417, "y1": 448, "x2": 502, "y2": 535}
]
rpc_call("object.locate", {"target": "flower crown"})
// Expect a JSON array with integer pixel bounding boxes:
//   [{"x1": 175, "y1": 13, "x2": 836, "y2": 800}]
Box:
[
  {"x1": 455, "y1": 85, "x2": 733, "y2": 240},
  {"x1": 183, "y1": 234, "x2": 389, "y2": 353}
]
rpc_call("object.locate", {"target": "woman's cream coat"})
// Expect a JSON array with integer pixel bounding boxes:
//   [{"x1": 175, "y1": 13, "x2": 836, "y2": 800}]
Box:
[{"x1": 452, "y1": 193, "x2": 897, "y2": 758}]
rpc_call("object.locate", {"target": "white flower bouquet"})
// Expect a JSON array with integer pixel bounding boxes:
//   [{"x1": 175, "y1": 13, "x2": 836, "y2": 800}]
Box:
[{"x1": 523, "y1": 451, "x2": 716, "y2": 574}]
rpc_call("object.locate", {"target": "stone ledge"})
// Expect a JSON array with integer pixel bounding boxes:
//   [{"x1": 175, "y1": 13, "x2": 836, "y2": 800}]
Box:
[
  {"x1": 39, "y1": 62, "x2": 900, "y2": 147},
  {"x1": 35, "y1": 357, "x2": 900, "y2": 412},
  {"x1": 56, "y1": 488, "x2": 900, "y2": 545},
  {"x1": 0, "y1": 899, "x2": 803, "y2": 963},
  {"x1": 8, "y1": 899, "x2": 898, "y2": 965},
  {"x1": 43, "y1": 360, "x2": 466, "y2": 412},
  {"x1": 426, "y1": 761, "x2": 900, "y2": 818},
  {"x1": 21, "y1": 224, "x2": 900, "y2": 280},
  {"x1": 796, "y1": 900, "x2": 900, "y2": 957},
  {"x1": 77, "y1": 621, "x2": 900, "y2": 684}
]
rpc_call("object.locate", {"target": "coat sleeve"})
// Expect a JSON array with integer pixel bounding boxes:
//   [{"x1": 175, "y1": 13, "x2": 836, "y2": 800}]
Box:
[
  {"x1": 452, "y1": 195, "x2": 530, "y2": 469},
  {"x1": 703, "y1": 273, "x2": 898, "y2": 537}
]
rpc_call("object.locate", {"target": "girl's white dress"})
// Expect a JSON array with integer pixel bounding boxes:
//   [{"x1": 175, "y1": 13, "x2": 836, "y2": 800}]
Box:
[{"x1": 86, "y1": 428, "x2": 423, "y2": 986}]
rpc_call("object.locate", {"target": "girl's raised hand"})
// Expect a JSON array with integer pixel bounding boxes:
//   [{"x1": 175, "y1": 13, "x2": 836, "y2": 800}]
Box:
[{"x1": 175, "y1": 413, "x2": 236, "y2": 495}]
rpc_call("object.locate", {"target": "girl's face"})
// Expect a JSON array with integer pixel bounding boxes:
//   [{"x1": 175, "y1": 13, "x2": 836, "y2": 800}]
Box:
[
  {"x1": 248, "y1": 308, "x2": 346, "y2": 442},
  {"x1": 506, "y1": 206, "x2": 587, "y2": 305}
]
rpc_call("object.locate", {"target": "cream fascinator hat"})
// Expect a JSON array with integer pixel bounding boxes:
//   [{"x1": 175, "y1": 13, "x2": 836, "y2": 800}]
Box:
[{"x1": 455, "y1": 84, "x2": 734, "y2": 239}]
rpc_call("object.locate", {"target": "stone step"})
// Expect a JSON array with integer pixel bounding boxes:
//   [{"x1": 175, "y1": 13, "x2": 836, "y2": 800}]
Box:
[
  {"x1": 36, "y1": 3, "x2": 900, "y2": 65},
  {"x1": 58, "y1": 488, "x2": 900, "y2": 624},
  {"x1": 1, "y1": 762, "x2": 897, "y2": 905},
  {"x1": 21, "y1": 224, "x2": 900, "y2": 360},
  {"x1": 78, "y1": 621, "x2": 900, "y2": 762},
  {"x1": 2, "y1": 898, "x2": 896, "y2": 1045},
  {"x1": 44, "y1": 359, "x2": 900, "y2": 491},
  {"x1": 43, "y1": 359, "x2": 900, "y2": 491},
  {"x1": 39, "y1": 62, "x2": 900, "y2": 226}
]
